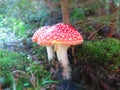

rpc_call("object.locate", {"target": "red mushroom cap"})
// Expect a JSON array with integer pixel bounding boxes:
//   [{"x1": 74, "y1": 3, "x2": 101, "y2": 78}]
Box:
[
  {"x1": 37, "y1": 23, "x2": 83, "y2": 46},
  {"x1": 32, "y1": 26, "x2": 51, "y2": 42}
]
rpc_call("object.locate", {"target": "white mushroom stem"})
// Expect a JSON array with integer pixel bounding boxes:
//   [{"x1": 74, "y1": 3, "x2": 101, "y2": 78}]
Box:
[
  {"x1": 46, "y1": 46, "x2": 55, "y2": 61},
  {"x1": 56, "y1": 44, "x2": 71, "y2": 80}
]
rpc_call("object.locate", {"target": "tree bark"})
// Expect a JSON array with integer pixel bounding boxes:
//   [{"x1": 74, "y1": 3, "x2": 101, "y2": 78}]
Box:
[{"x1": 60, "y1": 0, "x2": 70, "y2": 24}]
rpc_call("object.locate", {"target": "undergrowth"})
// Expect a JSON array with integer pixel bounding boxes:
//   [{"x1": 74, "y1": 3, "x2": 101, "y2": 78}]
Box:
[
  {"x1": 0, "y1": 50, "x2": 30, "y2": 76},
  {"x1": 76, "y1": 38, "x2": 120, "y2": 70},
  {"x1": 0, "y1": 50, "x2": 57, "y2": 90}
]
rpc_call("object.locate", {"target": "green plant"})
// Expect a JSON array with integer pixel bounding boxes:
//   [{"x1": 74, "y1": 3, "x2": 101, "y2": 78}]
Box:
[
  {"x1": 0, "y1": 50, "x2": 31, "y2": 77},
  {"x1": 0, "y1": 76, "x2": 13, "y2": 89},
  {"x1": 0, "y1": 17, "x2": 37, "y2": 38},
  {"x1": 0, "y1": 0, "x2": 50, "y2": 39},
  {"x1": 0, "y1": 0, "x2": 50, "y2": 24},
  {"x1": 70, "y1": 7, "x2": 86, "y2": 22},
  {"x1": 0, "y1": 50, "x2": 57, "y2": 89},
  {"x1": 32, "y1": 43, "x2": 47, "y2": 60},
  {"x1": 12, "y1": 62, "x2": 58, "y2": 90},
  {"x1": 76, "y1": 38, "x2": 120, "y2": 70},
  {"x1": 0, "y1": 50, "x2": 33, "y2": 89}
]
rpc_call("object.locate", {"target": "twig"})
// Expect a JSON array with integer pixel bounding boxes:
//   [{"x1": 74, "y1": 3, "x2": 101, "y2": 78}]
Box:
[
  {"x1": 87, "y1": 26, "x2": 106, "y2": 40},
  {"x1": 12, "y1": 70, "x2": 29, "y2": 79}
]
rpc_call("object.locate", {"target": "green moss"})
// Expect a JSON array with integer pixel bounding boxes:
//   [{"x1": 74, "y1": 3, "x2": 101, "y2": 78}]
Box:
[
  {"x1": 0, "y1": 50, "x2": 31, "y2": 76},
  {"x1": 76, "y1": 38, "x2": 120, "y2": 70},
  {"x1": 0, "y1": 49, "x2": 57, "y2": 89}
]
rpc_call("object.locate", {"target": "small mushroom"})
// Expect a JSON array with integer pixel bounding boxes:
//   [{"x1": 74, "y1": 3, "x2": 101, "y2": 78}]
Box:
[
  {"x1": 32, "y1": 26, "x2": 55, "y2": 61},
  {"x1": 37, "y1": 23, "x2": 83, "y2": 79}
]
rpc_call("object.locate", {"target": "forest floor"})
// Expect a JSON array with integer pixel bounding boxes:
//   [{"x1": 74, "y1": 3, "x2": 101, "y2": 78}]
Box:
[
  {"x1": 0, "y1": 27, "x2": 32, "y2": 55},
  {"x1": 0, "y1": 27, "x2": 22, "y2": 50},
  {"x1": 0, "y1": 27, "x2": 120, "y2": 90}
]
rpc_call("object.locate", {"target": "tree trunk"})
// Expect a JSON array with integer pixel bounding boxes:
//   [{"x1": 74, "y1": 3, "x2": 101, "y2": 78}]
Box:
[
  {"x1": 60, "y1": 0, "x2": 70, "y2": 24},
  {"x1": 60, "y1": 0, "x2": 77, "y2": 64}
]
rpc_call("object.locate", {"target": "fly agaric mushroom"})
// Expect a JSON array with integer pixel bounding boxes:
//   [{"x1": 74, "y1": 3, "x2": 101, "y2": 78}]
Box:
[
  {"x1": 37, "y1": 23, "x2": 83, "y2": 79},
  {"x1": 32, "y1": 26, "x2": 55, "y2": 61}
]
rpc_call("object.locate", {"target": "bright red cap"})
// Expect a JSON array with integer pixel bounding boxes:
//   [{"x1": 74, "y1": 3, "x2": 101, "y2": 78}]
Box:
[
  {"x1": 32, "y1": 26, "x2": 51, "y2": 42},
  {"x1": 37, "y1": 23, "x2": 83, "y2": 46}
]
